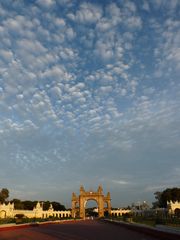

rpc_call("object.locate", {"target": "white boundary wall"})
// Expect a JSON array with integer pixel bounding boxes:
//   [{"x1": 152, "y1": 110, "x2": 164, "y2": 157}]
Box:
[{"x1": 0, "y1": 202, "x2": 71, "y2": 219}]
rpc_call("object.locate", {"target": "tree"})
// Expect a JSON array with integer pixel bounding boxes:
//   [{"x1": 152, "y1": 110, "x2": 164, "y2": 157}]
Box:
[
  {"x1": 11, "y1": 199, "x2": 24, "y2": 209},
  {"x1": 152, "y1": 191, "x2": 163, "y2": 208},
  {"x1": 51, "y1": 201, "x2": 66, "y2": 211},
  {"x1": 0, "y1": 188, "x2": 9, "y2": 203},
  {"x1": 42, "y1": 201, "x2": 66, "y2": 211},
  {"x1": 43, "y1": 201, "x2": 50, "y2": 210},
  {"x1": 153, "y1": 188, "x2": 180, "y2": 208},
  {"x1": 22, "y1": 200, "x2": 36, "y2": 210}
]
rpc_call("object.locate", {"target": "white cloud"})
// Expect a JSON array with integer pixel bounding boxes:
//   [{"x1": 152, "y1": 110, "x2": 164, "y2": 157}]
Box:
[
  {"x1": 142, "y1": 0, "x2": 150, "y2": 11},
  {"x1": 120, "y1": 88, "x2": 127, "y2": 96},
  {"x1": 66, "y1": 27, "x2": 76, "y2": 40},
  {"x1": 3, "y1": 15, "x2": 35, "y2": 34},
  {"x1": 112, "y1": 180, "x2": 129, "y2": 185},
  {"x1": 152, "y1": 0, "x2": 179, "y2": 11},
  {"x1": 99, "y1": 86, "x2": 112, "y2": 93},
  {"x1": 73, "y1": 2, "x2": 102, "y2": 24},
  {"x1": 59, "y1": 47, "x2": 77, "y2": 60},
  {"x1": 37, "y1": 0, "x2": 55, "y2": 8},
  {"x1": 153, "y1": 17, "x2": 180, "y2": 75},
  {"x1": 106, "y1": 2, "x2": 122, "y2": 25},
  {"x1": 0, "y1": 0, "x2": 179, "y2": 206},
  {"x1": 96, "y1": 18, "x2": 112, "y2": 32},
  {"x1": 124, "y1": 1, "x2": 137, "y2": 13},
  {"x1": 0, "y1": 49, "x2": 13, "y2": 62},
  {"x1": 55, "y1": 17, "x2": 66, "y2": 27},
  {"x1": 17, "y1": 39, "x2": 46, "y2": 54},
  {"x1": 145, "y1": 185, "x2": 169, "y2": 192},
  {"x1": 126, "y1": 16, "x2": 142, "y2": 29},
  {"x1": 67, "y1": 13, "x2": 75, "y2": 21},
  {"x1": 49, "y1": 86, "x2": 62, "y2": 99},
  {"x1": 41, "y1": 65, "x2": 74, "y2": 82},
  {"x1": 94, "y1": 40, "x2": 114, "y2": 60}
]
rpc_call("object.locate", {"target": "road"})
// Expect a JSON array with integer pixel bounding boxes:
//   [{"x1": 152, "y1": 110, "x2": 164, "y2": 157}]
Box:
[{"x1": 0, "y1": 220, "x2": 164, "y2": 240}]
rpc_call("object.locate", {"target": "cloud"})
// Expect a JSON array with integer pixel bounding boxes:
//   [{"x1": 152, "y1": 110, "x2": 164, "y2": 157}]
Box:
[
  {"x1": 125, "y1": 16, "x2": 142, "y2": 29},
  {"x1": 40, "y1": 65, "x2": 75, "y2": 82},
  {"x1": 69, "y1": 2, "x2": 102, "y2": 24},
  {"x1": 55, "y1": 17, "x2": 66, "y2": 27},
  {"x1": 153, "y1": 17, "x2": 180, "y2": 76},
  {"x1": 0, "y1": 49, "x2": 13, "y2": 62},
  {"x1": 94, "y1": 40, "x2": 114, "y2": 60},
  {"x1": 17, "y1": 39, "x2": 46, "y2": 54},
  {"x1": 65, "y1": 27, "x2": 76, "y2": 40},
  {"x1": 142, "y1": 1, "x2": 150, "y2": 11},
  {"x1": 111, "y1": 180, "x2": 129, "y2": 185},
  {"x1": 105, "y1": 2, "x2": 122, "y2": 25},
  {"x1": 37, "y1": 0, "x2": 55, "y2": 8},
  {"x1": 96, "y1": 18, "x2": 113, "y2": 32},
  {"x1": 0, "y1": 0, "x2": 179, "y2": 207},
  {"x1": 3, "y1": 15, "x2": 35, "y2": 34},
  {"x1": 145, "y1": 185, "x2": 170, "y2": 192},
  {"x1": 152, "y1": 0, "x2": 179, "y2": 12}
]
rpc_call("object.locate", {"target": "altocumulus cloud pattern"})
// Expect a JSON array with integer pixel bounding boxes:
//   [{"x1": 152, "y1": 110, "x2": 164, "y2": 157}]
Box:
[{"x1": 0, "y1": 0, "x2": 179, "y2": 206}]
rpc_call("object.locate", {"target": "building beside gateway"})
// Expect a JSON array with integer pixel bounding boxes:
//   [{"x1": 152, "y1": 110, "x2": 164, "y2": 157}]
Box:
[
  {"x1": 111, "y1": 209, "x2": 131, "y2": 217},
  {"x1": 0, "y1": 201, "x2": 131, "y2": 219},
  {"x1": 167, "y1": 201, "x2": 180, "y2": 214},
  {"x1": 0, "y1": 201, "x2": 71, "y2": 219}
]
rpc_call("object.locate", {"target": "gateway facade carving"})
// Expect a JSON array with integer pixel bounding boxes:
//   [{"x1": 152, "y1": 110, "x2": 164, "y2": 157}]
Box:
[{"x1": 72, "y1": 185, "x2": 111, "y2": 218}]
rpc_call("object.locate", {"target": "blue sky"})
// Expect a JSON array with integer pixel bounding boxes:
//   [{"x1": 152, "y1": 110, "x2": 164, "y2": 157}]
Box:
[{"x1": 0, "y1": 0, "x2": 179, "y2": 208}]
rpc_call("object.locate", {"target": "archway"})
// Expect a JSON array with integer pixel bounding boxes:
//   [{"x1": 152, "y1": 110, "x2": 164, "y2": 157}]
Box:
[
  {"x1": 85, "y1": 199, "x2": 98, "y2": 218},
  {"x1": 0, "y1": 210, "x2": 6, "y2": 218},
  {"x1": 71, "y1": 185, "x2": 111, "y2": 219}
]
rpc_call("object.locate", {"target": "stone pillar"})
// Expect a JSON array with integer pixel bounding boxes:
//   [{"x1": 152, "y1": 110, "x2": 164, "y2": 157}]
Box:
[
  {"x1": 97, "y1": 185, "x2": 103, "y2": 194},
  {"x1": 72, "y1": 192, "x2": 78, "y2": 218},
  {"x1": 71, "y1": 202, "x2": 76, "y2": 218},
  {"x1": 79, "y1": 196, "x2": 85, "y2": 219},
  {"x1": 106, "y1": 192, "x2": 111, "y2": 216},
  {"x1": 98, "y1": 197, "x2": 104, "y2": 217}
]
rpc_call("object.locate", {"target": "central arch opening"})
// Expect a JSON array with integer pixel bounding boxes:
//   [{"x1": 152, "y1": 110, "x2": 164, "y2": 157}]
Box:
[{"x1": 85, "y1": 200, "x2": 98, "y2": 218}]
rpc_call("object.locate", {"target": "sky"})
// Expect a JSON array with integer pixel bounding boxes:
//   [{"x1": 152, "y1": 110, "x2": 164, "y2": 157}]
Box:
[{"x1": 0, "y1": 0, "x2": 180, "y2": 208}]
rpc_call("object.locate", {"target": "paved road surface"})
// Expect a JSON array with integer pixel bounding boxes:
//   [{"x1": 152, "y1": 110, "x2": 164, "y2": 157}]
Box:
[{"x1": 0, "y1": 220, "x2": 162, "y2": 240}]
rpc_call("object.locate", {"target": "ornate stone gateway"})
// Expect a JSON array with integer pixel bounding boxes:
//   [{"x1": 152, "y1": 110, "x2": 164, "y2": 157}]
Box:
[{"x1": 71, "y1": 185, "x2": 111, "y2": 219}]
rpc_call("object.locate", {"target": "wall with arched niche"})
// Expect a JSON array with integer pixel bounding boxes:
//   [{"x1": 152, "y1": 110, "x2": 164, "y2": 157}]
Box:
[{"x1": 0, "y1": 210, "x2": 6, "y2": 218}]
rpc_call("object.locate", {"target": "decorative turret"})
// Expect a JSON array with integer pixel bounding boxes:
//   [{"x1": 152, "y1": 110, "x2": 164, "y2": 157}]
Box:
[
  {"x1": 11, "y1": 202, "x2": 14, "y2": 210},
  {"x1": 8, "y1": 202, "x2": 14, "y2": 211},
  {"x1": 80, "y1": 185, "x2": 85, "y2": 194},
  {"x1": 98, "y1": 185, "x2": 103, "y2": 194},
  {"x1": 72, "y1": 192, "x2": 77, "y2": 200},
  {"x1": 33, "y1": 201, "x2": 42, "y2": 211},
  {"x1": 106, "y1": 192, "x2": 111, "y2": 199},
  {"x1": 49, "y1": 203, "x2": 54, "y2": 211}
]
